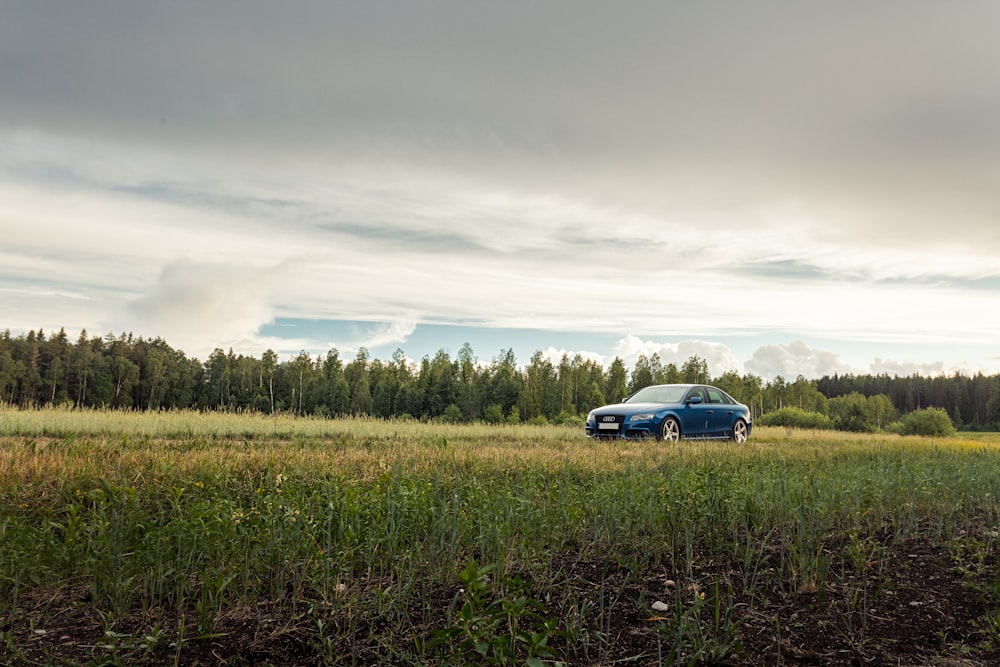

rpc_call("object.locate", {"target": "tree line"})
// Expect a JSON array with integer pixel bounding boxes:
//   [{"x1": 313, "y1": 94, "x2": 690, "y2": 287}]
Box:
[{"x1": 1, "y1": 328, "x2": 999, "y2": 430}]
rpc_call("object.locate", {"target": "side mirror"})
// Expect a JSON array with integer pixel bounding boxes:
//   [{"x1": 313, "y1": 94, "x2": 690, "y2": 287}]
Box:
[{"x1": 686, "y1": 396, "x2": 703, "y2": 404}]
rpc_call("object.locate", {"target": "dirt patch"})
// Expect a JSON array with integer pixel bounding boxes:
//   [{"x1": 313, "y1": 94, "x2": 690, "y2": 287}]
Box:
[{"x1": 4, "y1": 534, "x2": 999, "y2": 666}]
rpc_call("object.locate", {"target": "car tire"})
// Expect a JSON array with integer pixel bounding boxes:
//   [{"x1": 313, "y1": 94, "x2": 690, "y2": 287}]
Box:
[
  {"x1": 731, "y1": 418, "x2": 748, "y2": 444},
  {"x1": 659, "y1": 417, "x2": 681, "y2": 442}
]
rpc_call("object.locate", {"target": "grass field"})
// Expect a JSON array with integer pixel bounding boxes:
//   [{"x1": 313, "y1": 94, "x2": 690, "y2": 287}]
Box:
[{"x1": 2, "y1": 407, "x2": 1000, "y2": 665}]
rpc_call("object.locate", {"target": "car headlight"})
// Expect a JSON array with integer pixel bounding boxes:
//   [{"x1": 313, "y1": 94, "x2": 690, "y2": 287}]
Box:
[
  {"x1": 629, "y1": 413, "x2": 655, "y2": 421},
  {"x1": 587, "y1": 411, "x2": 595, "y2": 421}
]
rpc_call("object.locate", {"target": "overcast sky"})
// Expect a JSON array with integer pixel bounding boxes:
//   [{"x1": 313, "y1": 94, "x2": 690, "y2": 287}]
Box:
[{"x1": 3, "y1": 2, "x2": 999, "y2": 379}]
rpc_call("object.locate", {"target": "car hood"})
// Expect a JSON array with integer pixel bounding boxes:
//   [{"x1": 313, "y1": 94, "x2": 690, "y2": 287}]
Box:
[{"x1": 591, "y1": 401, "x2": 679, "y2": 414}]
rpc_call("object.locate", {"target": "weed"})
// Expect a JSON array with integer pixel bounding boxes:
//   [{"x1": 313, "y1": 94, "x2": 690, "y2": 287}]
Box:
[
  {"x1": 654, "y1": 579, "x2": 745, "y2": 666},
  {"x1": 426, "y1": 561, "x2": 565, "y2": 666}
]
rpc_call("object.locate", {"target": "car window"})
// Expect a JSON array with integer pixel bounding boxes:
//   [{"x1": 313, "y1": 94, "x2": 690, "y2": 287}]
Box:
[
  {"x1": 706, "y1": 388, "x2": 725, "y2": 404},
  {"x1": 627, "y1": 385, "x2": 687, "y2": 403},
  {"x1": 685, "y1": 387, "x2": 706, "y2": 402}
]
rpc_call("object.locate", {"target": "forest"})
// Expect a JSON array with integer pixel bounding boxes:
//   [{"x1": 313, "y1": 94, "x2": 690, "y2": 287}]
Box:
[{"x1": 2, "y1": 327, "x2": 999, "y2": 430}]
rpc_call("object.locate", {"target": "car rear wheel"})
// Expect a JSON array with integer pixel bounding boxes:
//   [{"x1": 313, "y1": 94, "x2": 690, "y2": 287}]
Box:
[
  {"x1": 659, "y1": 417, "x2": 680, "y2": 442},
  {"x1": 731, "y1": 418, "x2": 748, "y2": 444}
]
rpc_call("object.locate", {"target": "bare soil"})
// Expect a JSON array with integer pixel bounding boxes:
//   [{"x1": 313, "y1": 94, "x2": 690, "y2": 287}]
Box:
[{"x1": 4, "y1": 532, "x2": 998, "y2": 666}]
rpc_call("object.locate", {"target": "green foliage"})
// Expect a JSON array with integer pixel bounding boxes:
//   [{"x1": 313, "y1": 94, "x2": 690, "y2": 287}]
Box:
[
  {"x1": 427, "y1": 562, "x2": 563, "y2": 666},
  {"x1": 483, "y1": 403, "x2": 505, "y2": 424},
  {"x1": 756, "y1": 407, "x2": 833, "y2": 430},
  {"x1": 628, "y1": 354, "x2": 655, "y2": 393},
  {"x1": 654, "y1": 580, "x2": 744, "y2": 665},
  {"x1": 895, "y1": 407, "x2": 958, "y2": 437},
  {"x1": 827, "y1": 392, "x2": 898, "y2": 432},
  {"x1": 681, "y1": 355, "x2": 710, "y2": 384},
  {"x1": 764, "y1": 375, "x2": 828, "y2": 415},
  {"x1": 605, "y1": 357, "x2": 629, "y2": 404},
  {"x1": 827, "y1": 392, "x2": 872, "y2": 432},
  {"x1": 6, "y1": 326, "x2": 1000, "y2": 431},
  {"x1": 440, "y1": 403, "x2": 464, "y2": 423},
  {"x1": 819, "y1": 372, "x2": 1000, "y2": 431},
  {"x1": 556, "y1": 411, "x2": 584, "y2": 427},
  {"x1": 506, "y1": 405, "x2": 521, "y2": 425}
]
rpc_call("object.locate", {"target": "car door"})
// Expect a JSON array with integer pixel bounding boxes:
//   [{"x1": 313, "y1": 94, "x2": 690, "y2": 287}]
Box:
[
  {"x1": 704, "y1": 387, "x2": 734, "y2": 436},
  {"x1": 681, "y1": 386, "x2": 711, "y2": 436}
]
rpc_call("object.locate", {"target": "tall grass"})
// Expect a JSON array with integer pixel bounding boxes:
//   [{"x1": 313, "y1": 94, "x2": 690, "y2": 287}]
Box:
[
  {"x1": 0, "y1": 404, "x2": 578, "y2": 441},
  {"x1": 2, "y1": 406, "x2": 1000, "y2": 664}
]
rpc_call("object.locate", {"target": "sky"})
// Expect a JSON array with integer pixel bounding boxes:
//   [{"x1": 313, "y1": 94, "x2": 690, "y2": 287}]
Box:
[{"x1": 3, "y1": 2, "x2": 1000, "y2": 380}]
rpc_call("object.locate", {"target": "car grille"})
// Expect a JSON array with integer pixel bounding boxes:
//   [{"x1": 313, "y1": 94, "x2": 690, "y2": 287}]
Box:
[{"x1": 594, "y1": 414, "x2": 624, "y2": 435}]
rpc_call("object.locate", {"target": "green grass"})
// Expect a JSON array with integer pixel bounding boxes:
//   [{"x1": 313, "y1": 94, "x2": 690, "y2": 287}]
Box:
[{"x1": 2, "y1": 406, "x2": 1000, "y2": 664}]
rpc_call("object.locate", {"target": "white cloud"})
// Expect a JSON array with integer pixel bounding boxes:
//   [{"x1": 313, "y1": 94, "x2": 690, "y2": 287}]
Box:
[
  {"x1": 744, "y1": 341, "x2": 856, "y2": 380},
  {"x1": 868, "y1": 358, "x2": 949, "y2": 377},
  {"x1": 126, "y1": 261, "x2": 279, "y2": 359},
  {"x1": 611, "y1": 335, "x2": 743, "y2": 378},
  {"x1": 537, "y1": 346, "x2": 607, "y2": 368},
  {"x1": 353, "y1": 320, "x2": 418, "y2": 353}
]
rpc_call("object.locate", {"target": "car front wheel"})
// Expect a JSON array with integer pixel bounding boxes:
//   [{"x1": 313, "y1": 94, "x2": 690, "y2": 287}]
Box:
[
  {"x1": 731, "y1": 418, "x2": 748, "y2": 444},
  {"x1": 659, "y1": 417, "x2": 681, "y2": 442}
]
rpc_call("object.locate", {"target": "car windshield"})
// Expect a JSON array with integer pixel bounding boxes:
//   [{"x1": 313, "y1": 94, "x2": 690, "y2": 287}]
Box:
[{"x1": 626, "y1": 385, "x2": 688, "y2": 404}]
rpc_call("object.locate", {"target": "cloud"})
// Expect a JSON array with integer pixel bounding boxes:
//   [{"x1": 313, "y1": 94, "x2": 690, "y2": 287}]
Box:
[
  {"x1": 868, "y1": 358, "x2": 949, "y2": 378},
  {"x1": 611, "y1": 336, "x2": 743, "y2": 378},
  {"x1": 537, "y1": 346, "x2": 607, "y2": 369},
  {"x1": 126, "y1": 261, "x2": 278, "y2": 358},
  {"x1": 353, "y1": 320, "x2": 418, "y2": 352},
  {"x1": 744, "y1": 341, "x2": 855, "y2": 380},
  {"x1": 5, "y1": 2, "x2": 1000, "y2": 259},
  {"x1": 3, "y1": 4, "x2": 1000, "y2": 377}
]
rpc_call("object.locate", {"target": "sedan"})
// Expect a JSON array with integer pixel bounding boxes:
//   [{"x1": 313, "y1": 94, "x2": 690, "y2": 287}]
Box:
[{"x1": 586, "y1": 383, "x2": 751, "y2": 443}]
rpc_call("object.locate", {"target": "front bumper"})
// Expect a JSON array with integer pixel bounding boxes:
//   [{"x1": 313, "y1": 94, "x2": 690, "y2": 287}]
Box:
[{"x1": 585, "y1": 416, "x2": 657, "y2": 439}]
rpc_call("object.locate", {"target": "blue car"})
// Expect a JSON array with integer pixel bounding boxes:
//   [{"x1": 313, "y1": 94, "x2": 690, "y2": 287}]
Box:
[{"x1": 586, "y1": 383, "x2": 751, "y2": 442}]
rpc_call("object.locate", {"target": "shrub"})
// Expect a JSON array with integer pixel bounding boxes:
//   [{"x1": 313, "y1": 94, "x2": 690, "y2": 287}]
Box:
[
  {"x1": 757, "y1": 407, "x2": 833, "y2": 430},
  {"x1": 897, "y1": 407, "x2": 957, "y2": 437},
  {"x1": 483, "y1": 404, "x2": 504, "y2": 424},
  {"x1": 827, "y1": 392, "x2": 874, "y2": 432},
  {"x1": 507, "y1": 406, "x2": 521, "y2": 425},
  {"x1": 558, "y1": 414, "x2": 585, "y2": 428},
  {"x1": 440, "y1": 404, "x2": 464, "y2": 423},
  {"x1": 826, "y1": 392, "x2": 897, "y2": 432}
]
